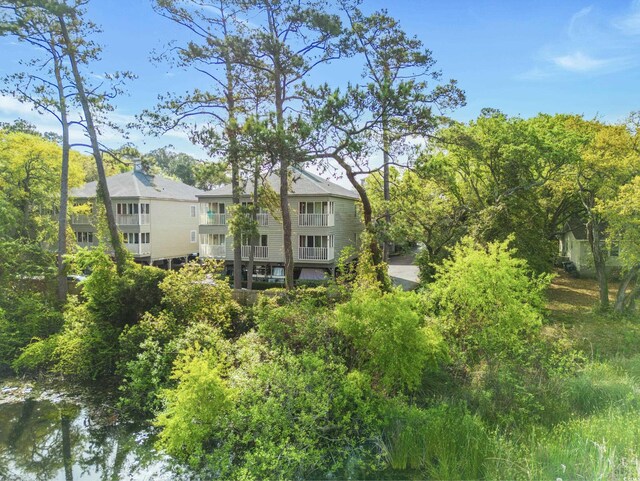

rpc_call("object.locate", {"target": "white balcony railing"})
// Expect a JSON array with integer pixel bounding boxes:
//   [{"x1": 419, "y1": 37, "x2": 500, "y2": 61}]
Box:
[
  {"x1": 125, "y1": 243, "x2": 151, "y2": 255},
  {"x1": 298, "y1": 213, "x2": 334, "y2": 227},
  {"x1": 298, "y1": 246, "x2": 334, "y2": 261},
  {"x1": 200, "y1": 244, "x2": 226, "y2": 258},
  {"x1": 241, "y1": 245, "x2": 269, "y2": 259},
  {"x1": 256, "y1": 213, "x2": 269, "y2": 226},
  {"x1": 117, "y1": 213, "x2": 150, "y2": 225},
  {"x1": 71, "y1": 214, "x2": 92, "y2": 224},
  {"x1": 200, "y1": 213, "x2": 227, "y2": 226}
]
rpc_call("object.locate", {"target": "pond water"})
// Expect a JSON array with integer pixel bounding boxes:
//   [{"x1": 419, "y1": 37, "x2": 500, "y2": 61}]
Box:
[{"x1": 0, "y1": 380, "x2": 194, "y2": 481}]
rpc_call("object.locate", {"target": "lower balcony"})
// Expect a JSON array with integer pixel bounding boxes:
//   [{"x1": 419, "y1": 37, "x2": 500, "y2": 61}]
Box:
[
  {"x1": 71, "y1": 214, "x2": 92, "y2": 225},
  {"x1": 125, "y1": 243, "x2": 151, "y2": 256},
  {"x1": 298, "y1": 247, "x2": 334, "y2": 261},
  {"x1": 200, "y1": 244, "x2": 226, "y2": 259},
  {"x1": 241, "y1": 245, "x2": 269, "y2": 259}
]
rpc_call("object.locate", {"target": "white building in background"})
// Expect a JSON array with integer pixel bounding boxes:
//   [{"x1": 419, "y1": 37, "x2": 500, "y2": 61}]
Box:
[{"x1": 558, "y1": 218, "x2": 621, "y2": 277}]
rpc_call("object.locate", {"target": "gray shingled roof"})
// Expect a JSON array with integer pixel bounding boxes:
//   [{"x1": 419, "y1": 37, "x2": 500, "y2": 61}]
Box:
[
  {"x1": 563, "y1": 218, "x2": 588, "y2": 240},
  {"x1": 199, "y1": 167, "x2": 359, "y2": 200},
  {"x1": 71, "y1": 171, "x2": 205, "y2": 201}
]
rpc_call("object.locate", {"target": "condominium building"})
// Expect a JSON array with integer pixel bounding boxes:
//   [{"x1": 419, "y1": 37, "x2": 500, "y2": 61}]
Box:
[
  {"x1": 198, "y1": 168, "x2": 363, "y2": 281},
  {"x1": 70, "y1": 166, "x2": 205, "y2": 267}
]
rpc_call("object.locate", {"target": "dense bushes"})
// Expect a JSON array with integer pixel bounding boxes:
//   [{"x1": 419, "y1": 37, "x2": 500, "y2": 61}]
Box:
[
  {"x1": 7, "y1": 235, "x2": 640, "y2": 480},
  {"x1": 117, "y1": 260, "x2": 239, "y2": 414},
  {"x1": 424, "y1": 237, "x2": 575, "y2": 426},
  {"x1": 13, "y1": 251, "x2": 167, "y2": 379},
  {"x1": 336, "y1": 289, "x2": 446, "y2": 393},
  {"x1": 0, "y1": 241, "x2": 63, "y2": 373}
]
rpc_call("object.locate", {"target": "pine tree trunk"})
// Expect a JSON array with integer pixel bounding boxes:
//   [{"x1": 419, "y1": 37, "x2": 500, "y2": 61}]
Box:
[
  {"x1": 382, "y1": 110, "x2": 391, "y2": 261},
  {"x1": 247, "y1": 163, "x2": 259, "y2": 291},
  {"x1": 58, "y1": 14, "x2": 127, "y2": 274},
  {"x1": 231, "y1": 148, "x2": 242, "y2": 289},
  {"x1": 53, "y1": 41, "x2": 69, "y2": 303},
  {"x1": 273, "y1": 62, "x2": 294, "y2": 289}
]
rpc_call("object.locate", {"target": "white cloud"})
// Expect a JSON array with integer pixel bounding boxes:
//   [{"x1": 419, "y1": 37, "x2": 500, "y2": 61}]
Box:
[
  {"x1": 568, "y1": 6, "x2": 593, "y2": 38},
  {"x1": 553, "y1": 51, "x2": 634, "y2": 74},
  {"x1": 614, "y1": 0, "x2": 640, "y2": 35},
  {"x1": 552, "y1": 51, "x2": 613, "y2": 72},
  {"x1": 516, "y1": 67, "x2": 554, "y2": 81},
  {"x1": 0, "y1": 95, "x2": 38, "y2": 117}
]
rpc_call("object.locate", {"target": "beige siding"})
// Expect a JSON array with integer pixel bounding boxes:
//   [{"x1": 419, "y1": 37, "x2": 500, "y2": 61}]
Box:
[
  {"x1": 149, "y1": 199, "x2": 200, "y2": 260},
  {"x1": 70, "y1": 197, "x2": 200, "y2": 261}
]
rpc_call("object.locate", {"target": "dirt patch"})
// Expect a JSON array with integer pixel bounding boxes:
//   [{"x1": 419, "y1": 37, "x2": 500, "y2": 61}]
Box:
[
  {"x1": 545, "y1": 270, "x2": 640, "y2": 359},
  {"x1": 547, "y1": 269, "x2": 619, "y2": 319}
]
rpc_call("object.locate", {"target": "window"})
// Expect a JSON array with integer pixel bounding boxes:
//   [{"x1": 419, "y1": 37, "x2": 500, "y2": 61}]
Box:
[
  {"x1": 190, "y1": 230, "x2": 197, "y2": 243},
  {"x1": 205, "y1": 202, "x2": 225, "y2": 214},
  {"x1": 299, "y1": 235, "x2": 329, "y2": 248},
  {"x1": 76, "y1": 231, "x2": 93, "y2": 243},
  {"x1": 241, "y1": 234, "x2": 268, "y2": 246},
  {"x1": 117, "y1": 203, "x2": 142, "y2": 215},
  {"x1": 141, "y1": 233, "x2": 150, "y2": 244},
  {"x1": 600, "y1": 240, "x2": 620, "y2": 257},
  {"x1": 190, "y1": 205, "x2": 196, "y2": 217},
  {"x1": 201, "y1": 233, "x2": 225, "y2": 245},
  {"x1": 122, "y1": 232, "x2": 142, "y2": 244}
]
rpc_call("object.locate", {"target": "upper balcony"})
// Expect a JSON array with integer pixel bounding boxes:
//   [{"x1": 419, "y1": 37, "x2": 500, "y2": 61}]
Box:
[
  {"x1": 116, "y1": 213, "x2": 150, "y2": 225},
  {"x1": 71, "y1": 214, "x2": 92, "y2": 225},
  {"x1": 297, "y1": 246, "x2": 334, "y2": 261},
  {"x1": 298, "y1": 201, "x2": 335, "y2": 227},
  {"x1": 200, "y1": 213, "x2": 227, "y2": 226},
  {"x1": 115, "y1": 202, "x2": 150, "y2": 226},
  {"x1": 125, "y1": 243, "x2": 151, "y2": 256},
  {"x1": 298, "y1": 213, "x2": 334, "y2": 227}
]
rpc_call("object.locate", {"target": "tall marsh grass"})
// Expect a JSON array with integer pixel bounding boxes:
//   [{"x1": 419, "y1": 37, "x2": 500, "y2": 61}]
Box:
[
  {"x1": 380, "y1": 402, "x2": 492, "y2": 479},
  {"x1": 379, "y1": 356, "x2": 640, "y2": 480}
]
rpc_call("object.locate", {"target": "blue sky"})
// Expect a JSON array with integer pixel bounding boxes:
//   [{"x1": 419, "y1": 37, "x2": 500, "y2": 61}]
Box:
[{"x1": 1, "y1": 0, "x2": 639, "y2": 160}]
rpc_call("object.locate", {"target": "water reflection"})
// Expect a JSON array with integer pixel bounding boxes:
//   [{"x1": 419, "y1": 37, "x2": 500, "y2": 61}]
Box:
[{"x1": 0, "y1": 391, "x2": 192, "y2": 481}]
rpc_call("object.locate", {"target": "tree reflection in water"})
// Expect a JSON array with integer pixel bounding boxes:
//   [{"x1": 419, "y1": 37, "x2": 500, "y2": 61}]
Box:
[{"x1": 0, "y1": 396, "x2": 191, "y2": 481}]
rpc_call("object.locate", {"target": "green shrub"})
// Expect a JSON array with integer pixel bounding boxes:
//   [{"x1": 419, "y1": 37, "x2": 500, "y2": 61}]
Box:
[
  {"x1": 52, "y1": 300, "x2": 120, "y2": 380},
  {"x1": 155, "y1": 345, "x2": 232, "y2": 464},
  {"x1": 427, "y1": 236, "x2": 550, "y2": 366},
  {"x1": 0, "y1": 292, "x2": 63, "y2": 372},
  {"x1": 214, "y1": 352, "x2": 384, "y2": 479},
  {"x1": 12, "y1": 335, "x2": 59, "y2": 373},
  {"x1": 160, "y1": 260, "x2": 239, "y2": 333},
  {"x1": 254, "y1": 294, "x2": 339, "y2": 354},
  {"x1": 118, "y1": 312, "x2": 231, "y2": 415},
  {"x1": 335, "y1": 289, "x2": 446, "y2": 393},
  {"x1": 79, "y1": 251, "x2": 166, "y2": 328}
]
